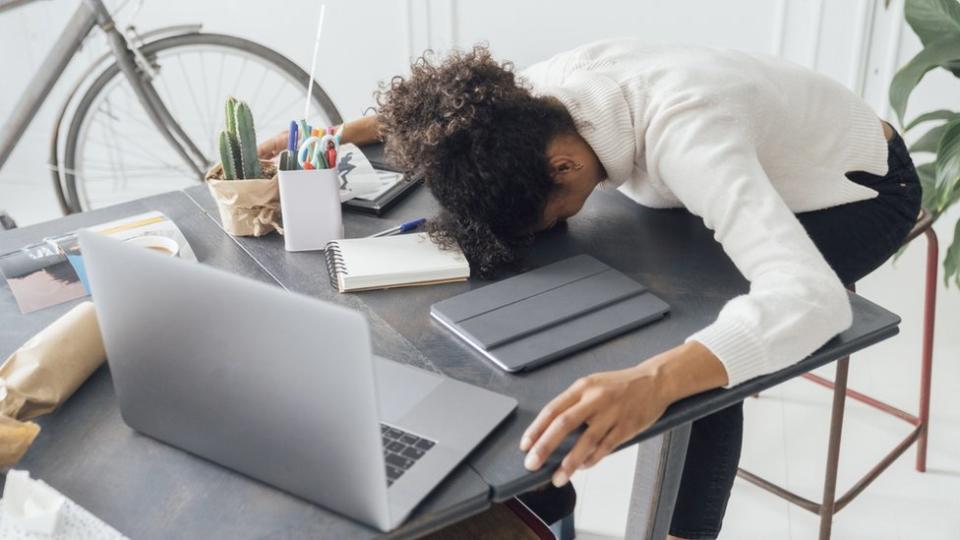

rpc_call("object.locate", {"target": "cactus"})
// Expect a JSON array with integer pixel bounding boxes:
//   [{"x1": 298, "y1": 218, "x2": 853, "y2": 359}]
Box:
[
  {"x1": 233, "y1": 101, "x2": 261, "y2": 179},
  {"x1": 216, "y1": 96, "x2": 261, "y2": 180},
  {"x1": 217, "y1": 130, "x2": 240, "y2": 180},
  {"x1": 224, "y1": 97, "x2": 238, "y2": 136}
]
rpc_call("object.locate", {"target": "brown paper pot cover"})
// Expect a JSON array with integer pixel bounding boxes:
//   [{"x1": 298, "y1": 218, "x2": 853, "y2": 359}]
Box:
[{"x1": 205, "y1": 159, "x2": 283, "y2": 237}]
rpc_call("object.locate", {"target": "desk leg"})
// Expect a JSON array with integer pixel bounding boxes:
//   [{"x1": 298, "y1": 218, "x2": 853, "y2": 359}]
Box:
[{"x1": 625, "y1": 424, "x2": 691, "y2": 540}]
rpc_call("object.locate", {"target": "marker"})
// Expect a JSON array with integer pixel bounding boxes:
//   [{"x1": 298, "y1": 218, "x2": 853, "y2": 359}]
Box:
[{"x1": 368, "y1": 218, "x2": 427, "y2": 238}]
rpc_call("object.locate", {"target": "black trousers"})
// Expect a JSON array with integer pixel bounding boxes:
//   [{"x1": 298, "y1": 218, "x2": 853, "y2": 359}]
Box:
[{"x1": 668, "y1": 128, "x2": 923, "y2": 539}]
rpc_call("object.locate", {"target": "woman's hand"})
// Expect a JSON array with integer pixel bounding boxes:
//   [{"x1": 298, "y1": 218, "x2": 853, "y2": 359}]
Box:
[
  {"x1": 256, "y1": 115, "x2": 382, "y2": 160},
  {"x1": 520, "y1": 341, "x2": 729, "y2": 487},
  {"x1": 258, "y1": 131, "x2": 289, "y2": 160},
  {"x1": 519, "y1": 363, "x2": 670, "y2": 487}
]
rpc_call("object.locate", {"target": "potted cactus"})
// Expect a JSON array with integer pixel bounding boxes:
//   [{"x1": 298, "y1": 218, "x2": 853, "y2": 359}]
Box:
[{"x1": 205, "y1": 97, "x2": 282, "y2": 237}]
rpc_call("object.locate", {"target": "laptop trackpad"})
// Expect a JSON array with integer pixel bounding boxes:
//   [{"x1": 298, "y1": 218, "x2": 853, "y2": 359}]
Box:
[{"x1": 373, "y1": 356, "x2": 443, "y2": 424}]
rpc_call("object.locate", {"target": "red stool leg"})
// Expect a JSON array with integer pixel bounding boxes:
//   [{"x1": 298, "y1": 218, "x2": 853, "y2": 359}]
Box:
[
  {"x1": 917, "y1": 227, "x2": 938, "y2": 472},
  {"x1": 819, "y1": 356, "x2": 850, "y2": 540}
]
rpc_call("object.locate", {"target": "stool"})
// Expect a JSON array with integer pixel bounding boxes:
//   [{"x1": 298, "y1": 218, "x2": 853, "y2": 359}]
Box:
[
  {"x1": 515, "y1": 483, "x2": 577, "y2": 540},
  {"x1": 737, "y1": 210, "x2": 938, "y2": 540}
]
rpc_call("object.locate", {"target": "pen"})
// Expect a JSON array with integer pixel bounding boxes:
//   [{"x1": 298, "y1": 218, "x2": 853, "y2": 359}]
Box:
[
  {"x1": 287, "y1": 120, "x2": 298, "y2": 153},
  {"x1": 368, "y1": 218, "x2": 427, "y2": 238}
]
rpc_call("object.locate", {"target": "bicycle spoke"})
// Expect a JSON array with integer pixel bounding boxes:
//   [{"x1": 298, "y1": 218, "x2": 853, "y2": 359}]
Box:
[
  {"x1": 104, "y1": 102, "x2": 128, "y2": 194},
  {"x1": 177, "y1": 55, "x2": 211, "y2": 140},
  {"x1": 199, "y1": 52, "x2": 215, "y2": 132},
  {"x1": 247, "y1": 63, "x2": 271, "y2": 114},
  {"x1": 95, "y1": 100, "x2": 158, "y2": 133},
  {"x1": 262, "y1": 93, "x2": 307, "y2": 130},
  {"x1": 83, "y1": 130, "x2": 185, "y2": 171},
  {"x1": 229, "y1": 57, "x2": 249, "y2": 100},
  {"x1": 81, "y1": 171, "x2": 195, "y2": 180},
  {"x1": 213, "y1": 52, "x2": 226, "y2": 106}
]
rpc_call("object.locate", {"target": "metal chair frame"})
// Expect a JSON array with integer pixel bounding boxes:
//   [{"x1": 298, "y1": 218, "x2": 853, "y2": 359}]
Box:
[{"x1": 737, "y1": 210, "x2": 938, "y2": 540}]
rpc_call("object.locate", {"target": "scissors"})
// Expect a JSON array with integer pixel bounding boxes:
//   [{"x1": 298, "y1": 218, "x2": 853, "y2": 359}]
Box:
[{"x1": 297, "y1": 132, "x2": 340, "y2": 170}]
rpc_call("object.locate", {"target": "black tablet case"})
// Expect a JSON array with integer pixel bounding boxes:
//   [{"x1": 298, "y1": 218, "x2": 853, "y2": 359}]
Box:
[
  {"x1": 342, "y1": 143, "x2": 422, "y2": 216},
  {"x1": 430, "y1": 255, "x2": 670, "y2": 372}
]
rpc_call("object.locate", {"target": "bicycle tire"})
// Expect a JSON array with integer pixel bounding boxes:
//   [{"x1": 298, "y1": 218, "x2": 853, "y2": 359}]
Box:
[{"x1": 62, "y1": 32, "x2": 343, "y2": 213}]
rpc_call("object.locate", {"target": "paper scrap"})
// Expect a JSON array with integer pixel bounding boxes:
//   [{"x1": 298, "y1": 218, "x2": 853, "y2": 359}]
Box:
[{"x1": 0, "y1": 470, "x2": 126, "y2": 539}]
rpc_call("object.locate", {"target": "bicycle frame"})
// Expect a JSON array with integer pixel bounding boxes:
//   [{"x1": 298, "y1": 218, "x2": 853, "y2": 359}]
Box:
[
  {"x1": 0, "y1": 0, "x2": 97, "y2": 170},
  {"x1": 0, "y1": 0, "x2": 207, "y2": 190}
]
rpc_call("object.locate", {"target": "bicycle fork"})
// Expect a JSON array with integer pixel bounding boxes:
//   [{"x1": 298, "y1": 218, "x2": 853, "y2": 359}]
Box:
[{"x1": 84, "y1": 0, "x2": 209, "y2": 179}]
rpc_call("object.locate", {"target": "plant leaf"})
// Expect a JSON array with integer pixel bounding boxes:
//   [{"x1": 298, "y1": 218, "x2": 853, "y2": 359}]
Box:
[
  {"x1": 905, "y1": 109, "x2": 958, "y2": 132},
  {"x1": 935, "y1": 118, "x2": 960, "y2": 211},
  {"x1": 910, "y1": 122, "x2": 950, "y2": 153},
  {"x1": 905, "y1": 0, "x2": 960, "y2": 46},
  {"x1": 943, "y1": 219, "x2": 960, "y2": 288},
  {"x1": 916, "y1": 161, "x2": 940, "y2": 216},
  {"x1": 889, "y1": 35, "x2": 960, "y2": 126}
]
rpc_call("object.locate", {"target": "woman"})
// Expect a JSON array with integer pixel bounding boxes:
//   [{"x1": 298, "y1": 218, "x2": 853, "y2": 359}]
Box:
[{"x1": 262, "y1": 40, "x2": 920, "y2": 539}]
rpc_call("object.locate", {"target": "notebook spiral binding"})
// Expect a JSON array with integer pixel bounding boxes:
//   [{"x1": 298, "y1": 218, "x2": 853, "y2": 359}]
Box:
[{"x1": 323, "y1": 241, "x2": 348, "y2": 290}]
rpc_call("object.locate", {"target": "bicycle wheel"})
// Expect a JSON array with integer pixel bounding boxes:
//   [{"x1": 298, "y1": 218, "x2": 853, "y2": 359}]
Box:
[{"x1": 63, "y1": 32, "x2": 343, "y2": 212}]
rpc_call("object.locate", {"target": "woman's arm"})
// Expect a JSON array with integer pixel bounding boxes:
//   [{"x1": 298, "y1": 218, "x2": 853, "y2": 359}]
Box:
[
  {"x1": 523, "y1": 104, "x2": 852, "y2": 487},
  {"x1": 520, "y1": 342, "x2": 728, "y2": 486},
  {"x1": 257, "y1": 115, "x2": 382, "y2": 159},
  {"x1": 340, "y1": 114, "x2": 382, "y2": 145}
]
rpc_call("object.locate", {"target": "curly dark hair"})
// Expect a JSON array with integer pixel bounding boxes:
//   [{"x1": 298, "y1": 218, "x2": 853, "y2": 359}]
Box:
[{"x1": 375, "y1": 45, "x2": 576, "y2": 278}]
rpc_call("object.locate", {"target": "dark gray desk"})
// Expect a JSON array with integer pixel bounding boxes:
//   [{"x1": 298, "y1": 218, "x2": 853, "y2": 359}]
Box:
[
  {"x1": 184, "y1": 180, "x2": 899, "y2": 537},
  {"x1": 0, "y1": 191, "x2": 492, "y2": 540},
  {"x1": 0, "y1": 182, "x2": 899, "y2": 539}
]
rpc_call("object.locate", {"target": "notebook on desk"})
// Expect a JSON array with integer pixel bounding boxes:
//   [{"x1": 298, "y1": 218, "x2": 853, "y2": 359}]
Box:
[
  {"x1": 430, "y1": 255, "x2": 670, "y2": 372},
  {"x1": 324, "y1": 232, "x2": 470, "y2": 292}
]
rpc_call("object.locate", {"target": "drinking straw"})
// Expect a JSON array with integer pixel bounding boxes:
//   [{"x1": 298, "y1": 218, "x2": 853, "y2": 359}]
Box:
[{"x1": 304, "y1": 4, "x2": 327, "y2": 121}]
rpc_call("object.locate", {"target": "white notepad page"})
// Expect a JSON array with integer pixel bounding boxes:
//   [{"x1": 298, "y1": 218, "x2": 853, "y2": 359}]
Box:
[{"x1": 329, "y1": 232, "x2": 469, "y2": 291}]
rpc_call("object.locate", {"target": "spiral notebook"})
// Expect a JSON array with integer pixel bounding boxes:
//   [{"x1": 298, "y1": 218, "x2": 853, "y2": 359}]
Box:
[{"x1": 324, "y1": 232, "x2": 470, "y2": 292}]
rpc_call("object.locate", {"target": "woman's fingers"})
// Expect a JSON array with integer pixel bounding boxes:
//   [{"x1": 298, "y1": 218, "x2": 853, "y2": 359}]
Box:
[
  {"x1": 520, "y1": 387, "x2": 582, "y2": 452},
  {"x1": 553, "y1": 417, "x2": 615, "y2": 487},
  {"x1": 582, "y1": 426, "x2": 624, "y2": 469},
  {"x1": 257, "y1": 131, "x2": 289, "y2": 159},
  {"x1": 523, "y1": 400, "x2": 593, "y2": 472}
]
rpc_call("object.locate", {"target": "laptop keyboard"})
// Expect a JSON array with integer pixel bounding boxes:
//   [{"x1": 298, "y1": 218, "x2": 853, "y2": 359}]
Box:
[{"x1": 380, "y1": 423, "x2": 436, "y2": 487}]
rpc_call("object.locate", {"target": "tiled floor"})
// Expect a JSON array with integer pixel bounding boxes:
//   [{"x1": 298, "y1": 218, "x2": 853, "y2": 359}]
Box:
[{"x1": 3, "y1": 152, "x2": 959, "y2": 540}]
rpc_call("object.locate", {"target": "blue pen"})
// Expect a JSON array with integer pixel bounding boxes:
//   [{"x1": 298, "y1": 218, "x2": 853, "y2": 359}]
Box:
[
  {"x1": 287, "y1": 120, "x2": 298, "y2": 153},
  {"x1": 368, "y1": 218, "x2": 427, "y2": 238}
]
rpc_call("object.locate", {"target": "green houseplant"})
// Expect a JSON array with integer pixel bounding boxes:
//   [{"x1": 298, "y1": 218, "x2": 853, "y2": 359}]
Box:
[
  {"x1": 217, "y1": 97, "x2": 262, "y2": 180},
  {"x1": 889, "y1": 0, "x2": 960, "y2": 286},
  {"x1": 205, "y1": 96, "x2": 281, "y2": 237}
]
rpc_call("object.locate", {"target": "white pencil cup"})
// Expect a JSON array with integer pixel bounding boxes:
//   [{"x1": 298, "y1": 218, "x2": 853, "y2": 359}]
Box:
[{"x1": 278, "y1": 169, "x2": 343, "y2": 252}]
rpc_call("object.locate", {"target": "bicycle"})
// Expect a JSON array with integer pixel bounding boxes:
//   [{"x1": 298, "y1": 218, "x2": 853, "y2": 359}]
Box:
[{"x1": 0, "y1": 0, "x2": 343, "y2": 215}]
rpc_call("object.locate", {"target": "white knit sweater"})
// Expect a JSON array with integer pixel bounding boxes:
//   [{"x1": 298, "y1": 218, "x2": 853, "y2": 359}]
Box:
[{"x1": 522, "y1": 39, "x2": 889, "y2": 387}]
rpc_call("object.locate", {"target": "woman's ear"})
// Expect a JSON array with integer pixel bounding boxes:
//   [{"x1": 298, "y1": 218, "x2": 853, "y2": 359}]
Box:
[{"x1": 548, "y1": 156, "x2": 583, "y2": 179}]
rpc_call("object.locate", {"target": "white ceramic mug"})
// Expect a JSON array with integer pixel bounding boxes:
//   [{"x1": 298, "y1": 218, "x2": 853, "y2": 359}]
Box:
[
  {"x1": 278, "y1": 168, "x2": 344, "y2": 252},
  {"x1": 124, "y1": 235, "x2": 180, "y2": 257}
]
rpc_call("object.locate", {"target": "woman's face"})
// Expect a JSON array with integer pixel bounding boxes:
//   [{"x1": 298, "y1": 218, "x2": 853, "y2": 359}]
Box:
[{"x1": 535, "y1": 134, "x2": 605, "y2": 232}]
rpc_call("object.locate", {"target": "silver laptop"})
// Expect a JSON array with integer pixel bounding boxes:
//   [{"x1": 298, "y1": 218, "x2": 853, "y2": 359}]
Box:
[{"x1": 78, "y1": 231, "x2": 516, "y2": 532}]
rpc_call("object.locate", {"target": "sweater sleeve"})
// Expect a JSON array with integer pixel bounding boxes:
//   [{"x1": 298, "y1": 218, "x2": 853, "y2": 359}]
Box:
[{"x1": 644, "y1": 101, "x2": 853, "y2": 387}]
